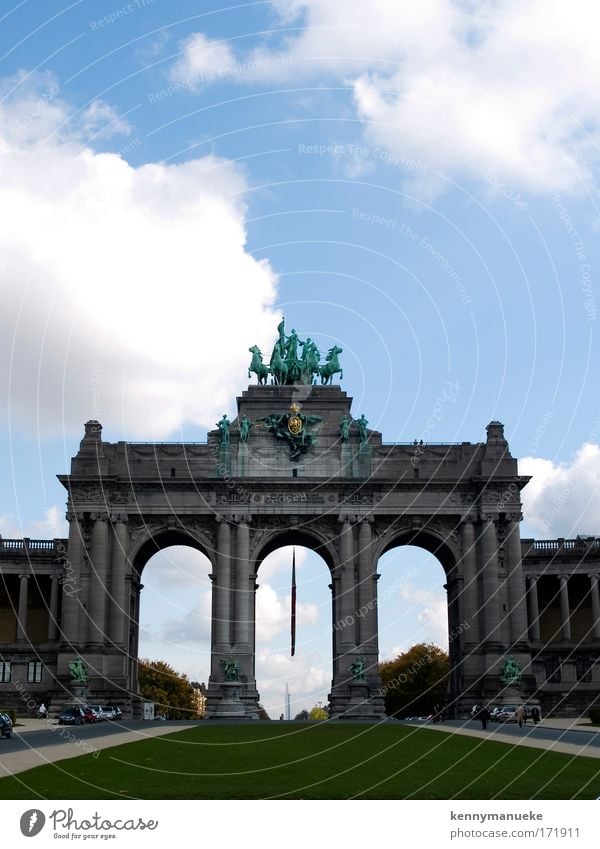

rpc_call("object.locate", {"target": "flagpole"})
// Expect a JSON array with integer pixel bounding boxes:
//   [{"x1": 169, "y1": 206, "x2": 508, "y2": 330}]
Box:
[{"x1": 291, "y1": 546, "x2": 297, "y2": 657}]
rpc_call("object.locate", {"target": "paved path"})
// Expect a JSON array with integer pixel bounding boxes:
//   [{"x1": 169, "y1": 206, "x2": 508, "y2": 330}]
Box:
[
  {"x1": 401, "y1": 717, "x2": 600, "y2": 759},
  {"x1": 0, "y1": 720, "x2": 203, "y2": 778}
]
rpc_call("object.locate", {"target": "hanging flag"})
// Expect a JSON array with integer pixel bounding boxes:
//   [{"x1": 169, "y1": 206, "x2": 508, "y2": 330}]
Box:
[{"x1": 291, "y1": 547, "x2": 297, "y2": 657}]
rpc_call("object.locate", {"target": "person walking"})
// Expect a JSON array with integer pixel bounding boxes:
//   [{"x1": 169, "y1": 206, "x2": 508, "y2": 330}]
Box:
[
  {"x1": 37, "y1": 703, "x2": 47, "y2": 720},
  {"x1": 531, "y1": 706, "x2": 541, "y2": 725},
  {"x1": 478, "y1": 706, "x2": 491, "y2": 729},
  {"x1": 515, "y1": 705, "x2": 526, "y2": 728}
]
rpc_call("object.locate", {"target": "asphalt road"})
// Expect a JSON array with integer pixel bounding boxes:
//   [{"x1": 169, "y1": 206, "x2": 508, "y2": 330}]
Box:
[{"x1": 0, "y1": 720, "x2": 202, "y2": 756}]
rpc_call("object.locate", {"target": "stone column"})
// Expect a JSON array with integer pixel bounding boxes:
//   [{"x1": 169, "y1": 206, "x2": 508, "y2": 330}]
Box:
[
  {"x1": 48, "y1": 574, "x2": 60, "y2": 641},
  {"x1": 16, "y1": 573, "x2": 29, "y2": 642},
  {"x1": 214, "y1": 518, "x2": 232, "y2": 652},
  {"x1": 527, "y1": 576, "x2": 541, "y2": 641},
  {"x1": 234, "y1": 519, "x2": 252, "y2": 649},
  {"x1": 357, "y1": 517, "x2": 378, "y2": 656},
  {"x1": 460, "y1": 518, "x2": 480, "y2": 644},
  {"x1": 559, "y1": 575, "x2": 571, "y2": 641},
  {"x1": 60, "y1": 512, "x2": 83, "y2": 645},
  {"x1": 589, "y1": 574, "x2": 600, "y2": 640},
  {"x1": 480, "y1": 514, "x2": 501, "y2": 643},
  {"x1": 338, "y1": 515, "x2": 356, "y2": 652},
  {"x1": 88, "y1": 512, "x2": 109, "y2": 648},
  {"x1": 505, "y1": 514, "x2": 529, "y2": 645},
  {"x1": 109, "y1": 515, "x2": 128, "y2": 646}
]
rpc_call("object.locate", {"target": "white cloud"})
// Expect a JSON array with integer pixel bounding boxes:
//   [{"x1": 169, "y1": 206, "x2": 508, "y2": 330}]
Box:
[
  {"x1": 399, "y1": 583, "x2": 448, "y2": 648},
  {"x1": 258, "y1": 545, "x2": 309, "y2": 581},
  {"x1": 169, "y1": 32, "x2": 236, "y2": 89},
  {"x1": 0, "y1": 505, "x2": 67, "y2": 539},
  {"x1": 0, "y1": 73, "x2": 278, "y2": 438},
  {"x1": 520, "y1": 443, "x2": 600, "y2": 538},
  {"x1": 159, "y1": 590, "x2": 213, "y2": 644},
  {"x1": 256, "y1": 581, "x2": 318, "y2": 642},
  {"x1": 77, "y1": 100, "x2": 132, "y2": 141},
  {"x1": 171, "y1": 1, "x2": 600, "y2": 193},
  {"x1": 143, "y1": 546, "x2": 212, "y2": 589},
  {"x1": 256, "y1": 648, "x2": 330, "y2": 715}
]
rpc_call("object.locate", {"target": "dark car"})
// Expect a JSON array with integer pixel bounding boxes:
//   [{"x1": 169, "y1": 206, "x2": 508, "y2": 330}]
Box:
[
  {"x1": 82, "y1": 707, "x2": 97, "y2": 723},
  {"x1": 0, "y1": 712, "x2": 13, "y2": 739},
  {"x1": 58, "y1": 706, "x2": 84, "y2": 726}
]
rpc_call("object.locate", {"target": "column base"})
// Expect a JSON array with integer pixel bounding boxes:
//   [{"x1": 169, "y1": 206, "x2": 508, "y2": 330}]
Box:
[
  {"x1": 205, "y1": 679, "x2": 260, "y2": 719},
  {"x1": 329, "y1": 681, "x2": 386, "y2": 720}
]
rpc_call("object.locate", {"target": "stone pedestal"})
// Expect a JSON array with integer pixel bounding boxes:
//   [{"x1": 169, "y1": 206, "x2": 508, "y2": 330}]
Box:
[
  {"x1": 333, "y1": 681, "x2": 385, "y2": 720},
  {"x1": 207, "y1": 682, "x2": 258, "y2": 719},
  {"x1": 495, "y1": 684, "x2": 522, "y2": 706}
]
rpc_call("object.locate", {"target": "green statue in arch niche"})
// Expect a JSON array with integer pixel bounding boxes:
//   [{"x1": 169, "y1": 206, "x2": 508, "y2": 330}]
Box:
[{"x1": 499, "y1": 656, "x2": 522, "y2": 685}]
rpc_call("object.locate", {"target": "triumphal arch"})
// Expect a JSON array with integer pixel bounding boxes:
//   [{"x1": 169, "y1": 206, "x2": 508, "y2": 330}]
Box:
[{"x1": 1, "y1": 320, "x2": 599, "y2": 717}]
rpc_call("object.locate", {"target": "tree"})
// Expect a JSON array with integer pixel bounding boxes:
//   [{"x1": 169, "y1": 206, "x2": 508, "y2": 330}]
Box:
[
  {"x1": 138, "y1": 659, "x2": 200, "y2": 719},
  {"x1": 378, "y1": 643, "x2": 449, "y2": 718},
  {"x1": 294, "y1": 709, "x2": 309, "y2": 720},
  {"x1": 309, "y1": 705, "x2": 328, "y2": 720}
]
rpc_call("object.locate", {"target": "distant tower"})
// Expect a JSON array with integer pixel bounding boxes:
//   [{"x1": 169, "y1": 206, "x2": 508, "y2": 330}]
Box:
[{"x1": 285, "y1": 682, "x2": 291, "y2": 720}]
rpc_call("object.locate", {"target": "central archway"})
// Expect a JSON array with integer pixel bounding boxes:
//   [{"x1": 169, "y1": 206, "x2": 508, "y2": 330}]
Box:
[{"x1": 254, "y1": 544, "x2": 332, "y2": 719}]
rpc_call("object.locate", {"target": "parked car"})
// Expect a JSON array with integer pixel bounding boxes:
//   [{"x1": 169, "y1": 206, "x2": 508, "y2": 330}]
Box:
[
  {"x1": 58, "y1": 706, "x2": 85, "y2": 726},
  {"x1": 0, "y1": 712, "x2": 13, "y2": 739},
  {"x1": 495, "y1": 706, "x2": 518, "y2": 723},
  {"x1": 102, "y1": 706, "x2": 122, "y2": 720},
  {"x1": 86, "y1": 704, "x2": 108, "y2": 721},
  {"x1": 82, "y1": 707, "x2": 98, "y2": 723}
]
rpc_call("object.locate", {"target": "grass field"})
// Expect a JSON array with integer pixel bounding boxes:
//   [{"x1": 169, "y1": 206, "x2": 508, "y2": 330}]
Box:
[{"x1": 1, "y1": 722, "x2": 599, "y2": 800}]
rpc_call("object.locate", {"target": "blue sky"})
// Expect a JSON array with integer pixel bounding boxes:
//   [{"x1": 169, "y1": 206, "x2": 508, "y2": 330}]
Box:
[{"x1": 1, "y1": 1, "x2": 599, "y2": 714}]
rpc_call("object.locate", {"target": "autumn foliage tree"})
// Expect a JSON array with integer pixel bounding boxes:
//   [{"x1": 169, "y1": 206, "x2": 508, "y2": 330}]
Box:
[
  {"x1": 378, "y1": 643, "x2": 450, "y2": 718},
  {"x1": 138, "y1": 659, "x2": 200, "y2": 719}
]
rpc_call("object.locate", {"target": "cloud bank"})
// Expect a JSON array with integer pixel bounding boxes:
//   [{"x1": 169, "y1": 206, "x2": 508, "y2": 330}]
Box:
[{"x1": 0, "y1": 72, "x2": 278, "y2": 438}]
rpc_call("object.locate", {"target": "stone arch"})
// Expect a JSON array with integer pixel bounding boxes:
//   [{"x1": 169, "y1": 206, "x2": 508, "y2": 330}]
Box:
[
  {"x1": 375, "y1": 525, "x2": 460, "y2": 575},
  {"x1": 130, "y1": 527, "x2": 215, "y2": 576},
  {"x1": 252, "y1": 528, "x2": 337, "y2": 574}
]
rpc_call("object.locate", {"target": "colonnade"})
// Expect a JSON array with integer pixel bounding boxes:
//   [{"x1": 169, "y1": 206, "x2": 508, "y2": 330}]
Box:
[{"x1": 526, "y1": 573, "x2": 600, "y2": 642}]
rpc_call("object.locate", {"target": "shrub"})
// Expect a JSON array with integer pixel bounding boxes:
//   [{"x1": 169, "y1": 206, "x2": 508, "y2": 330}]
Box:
[{"x1": 588, "y1": 708, "x2": 600, "y2": 725}]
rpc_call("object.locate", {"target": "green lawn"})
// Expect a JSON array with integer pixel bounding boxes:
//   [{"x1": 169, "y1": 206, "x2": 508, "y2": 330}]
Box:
[{"x1": 1, "y1": 722, "x2": 599, "y2": 799}]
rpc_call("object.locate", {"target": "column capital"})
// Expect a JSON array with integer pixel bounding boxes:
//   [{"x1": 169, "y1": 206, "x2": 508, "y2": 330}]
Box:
[
  {"x1": 358, "y1": 514, "x2": 374, "y2": 524},
  {"x1": 461, "y1": 513, "x2": 477, "y2": 526},
  {"x1": 90, "y1": 512, "x2": 108, "y2": 522},
  {"x1": 558, "y1": 573, "x2": 570, "y2": 582},
  {"x1": 232, "y1": 514, "x2": 252, "y2": 525},
  {"x1": 588, "y1": 573, "x2": 599, "y2": 582},
  {"x1": 110, "y1": 513, "x2": 128, "y2": 524},
  {"x1": 480, "y1": 511, "x2": 497, "y2": 523},
  {"x1": 18, "y1": 572, "x2": 31, "y2": 581},
  {"x1": 66, "y1": 510, "x2": 85, "y2": 522},
  {"x1": 505, "y1": 511, "x2": 523, "y2": 523},
  {"x1": 338, "y1": 514, "x2": 356, "y2": 524}
]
